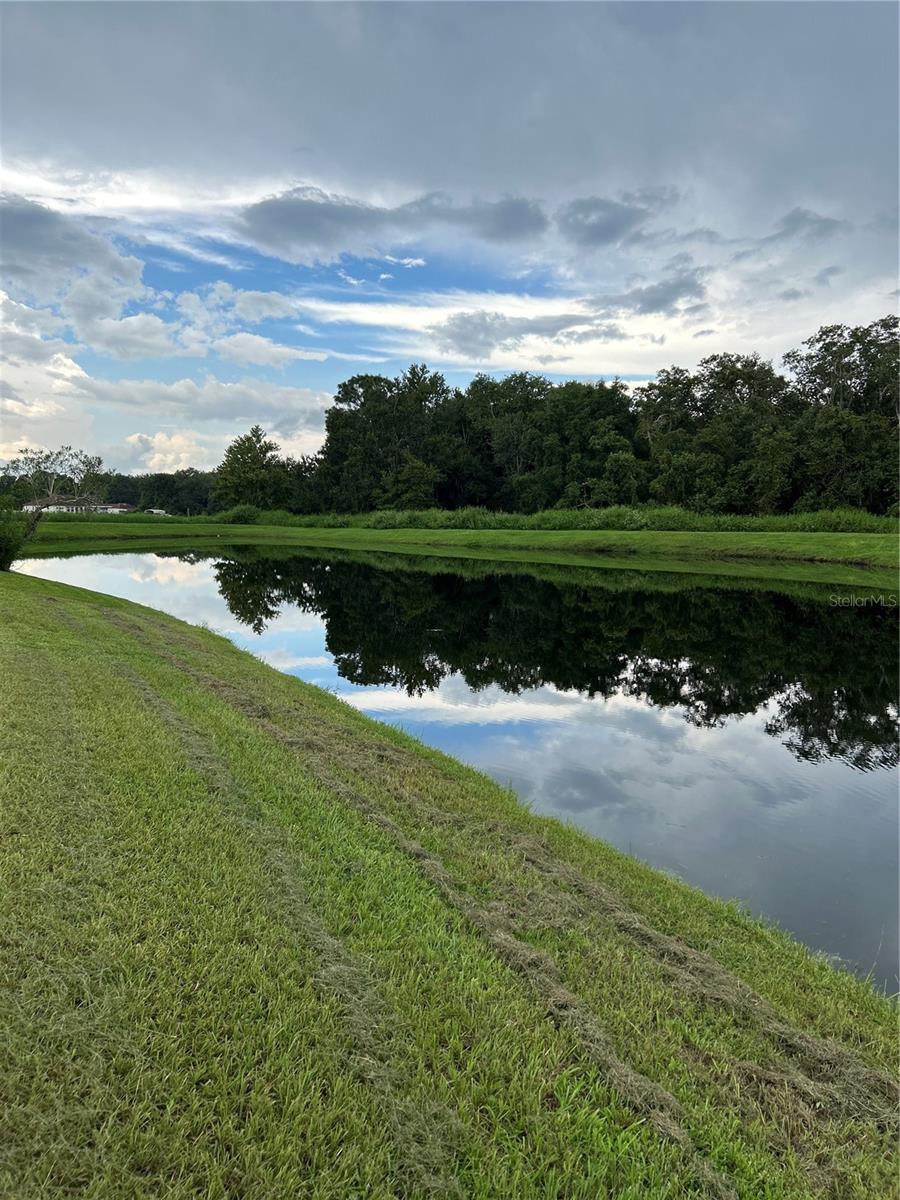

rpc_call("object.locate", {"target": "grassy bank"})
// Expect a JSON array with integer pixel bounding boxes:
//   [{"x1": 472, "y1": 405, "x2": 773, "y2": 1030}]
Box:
[
  {"x1": 36, "y1": 504, "x2": 900, "y2": 532},
  {"x1": 2, "y1": 571, "x2": 896, "y2": 1198},
  {"x1": 26, "y1": 516, "x2": 900, "y2": 589}
]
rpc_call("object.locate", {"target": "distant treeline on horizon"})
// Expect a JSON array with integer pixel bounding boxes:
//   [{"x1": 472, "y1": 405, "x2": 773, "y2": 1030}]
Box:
[{"x1": 4, "y1": 316, "x2": 898, "y2": 517}]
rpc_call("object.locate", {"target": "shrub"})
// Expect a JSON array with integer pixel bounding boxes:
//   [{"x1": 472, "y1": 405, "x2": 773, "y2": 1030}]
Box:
[
  {"x1": 242, "y1": 504, "x2": 897, "y2": 535},
  {"x1": 0, "y1": 509, "x2": 27, "y2": 570},
  {"x1": 216, "y1": 504, "x2": 262, "y2": 525}
]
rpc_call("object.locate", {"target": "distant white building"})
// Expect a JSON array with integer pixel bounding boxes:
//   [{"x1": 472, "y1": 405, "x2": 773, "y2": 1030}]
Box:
[
  {"x1": 21, "y1": 501, "x2": 135, "y2": 514},
  {"x1": 145, "y1": 508, "x2": 170, "y2": 516}
]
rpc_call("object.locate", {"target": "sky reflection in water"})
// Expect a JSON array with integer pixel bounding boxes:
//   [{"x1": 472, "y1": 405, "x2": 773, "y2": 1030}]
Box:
[{"x1": 17, "y1": 550, "x2": 899, "y2": 991}]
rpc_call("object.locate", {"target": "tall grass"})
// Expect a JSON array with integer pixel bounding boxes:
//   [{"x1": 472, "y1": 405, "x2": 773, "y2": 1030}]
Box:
[
  {"x1": 40, "y1": 505, "x2": 899, "y2": 534},
  {"x1": 210, "y1": 504, "x2": 898, "y2": 534}
]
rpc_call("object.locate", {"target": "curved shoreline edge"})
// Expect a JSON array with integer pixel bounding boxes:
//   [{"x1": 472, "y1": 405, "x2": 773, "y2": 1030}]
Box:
[
  {"x1": 25, "y1": 518, "x2": 900, "y2": 592},
  {"x1": 2, "y1": 570, "x2": 896, "y2": 1198}
]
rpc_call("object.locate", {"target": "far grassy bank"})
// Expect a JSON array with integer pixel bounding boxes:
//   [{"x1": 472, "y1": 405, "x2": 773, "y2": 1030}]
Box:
[
  {"x1": 37, "y1": 502, "x2": 900, "y2": 533},
  {"x1": 2, "y1": 570, "x2": 897, "y2": 1198},
  {"x1": 26, "y1": 515, "x2": 900, "y2": 589}
]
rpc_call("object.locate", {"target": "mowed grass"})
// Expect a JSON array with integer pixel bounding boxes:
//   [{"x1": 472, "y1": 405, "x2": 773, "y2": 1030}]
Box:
[
  {"x1": 27, "y1": 518, "x2": 900, "y2": 589},
  {"x1": 1, "y1": 571, "x2": 896, "y2": 1199}
]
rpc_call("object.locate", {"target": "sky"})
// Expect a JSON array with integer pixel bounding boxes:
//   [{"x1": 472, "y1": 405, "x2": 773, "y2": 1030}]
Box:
[{"x1": 1, "y1": 1, "x2": 897, "y2": 473}]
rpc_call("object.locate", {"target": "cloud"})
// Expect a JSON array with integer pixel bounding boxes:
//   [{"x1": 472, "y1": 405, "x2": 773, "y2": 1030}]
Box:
[
  {"x1": 213, "y1": 331, "x2": 326, "y2": 367},
  {"x1": 0, "y1": 194, "x2": 143, "y2": 302},
  {"x1": 430, "y1": 309, "x2": 593, "y2": 359},
  {"x1": 556, "y1": 195, "x2": 660, "y2": 248},
  {"x1": 0, "y1": 392, "x2": 64, "y2": 419},
  {"x1": 231, "y1": 289, "x2": 298, "y2": 321},
  {"x1": 814, "y1": 264, "x2": 844, "y2": 287},
  {"x1": 1, "y1": 326, "x2": 84, "y2": 373},
  {"x1": 0, "y1": 290, "x2": 65, "y2": 336},
  {"x1": 383, "y1": 255, "x2": 426, "y2": 268},
  {"x1": 407, "y1": 193, "x2": 549, "y2": 243},
  {"x1": 238, "y1": 185, "x2": 550, "y2": 263},
  {"x1": 0, "y1": 3, "x2": 895, "y2": 459},
  {"x1": 0, "y1": 320, "x2": 90, "y2": 450},
  {"x1": 124, "y1": 430, "x2": 222, "y2": 471},
  {"x1": 75, "y1": 372, "x2": 330, "y2": 431},
  {"x1": 604, "y1": 266, "x2": 707, "y2": 315},
  {"x1": 80, "y1": 312, "x2": 185, "y2": 359},
  {"x1": 0, "y1": 198, "x2": 200, "y2": 360},
  {"x1": 767, "y1": 207, "x2": 849, "y2": 245}
]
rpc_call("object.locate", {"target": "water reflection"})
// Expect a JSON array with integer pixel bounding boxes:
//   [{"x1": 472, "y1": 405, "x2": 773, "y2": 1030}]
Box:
[
  {"x1": 208, "y1": 549, "x2": 898, "y2": 772},
  {"x1": 16, "y1": 549, "x2": 899, "y2": 988}
]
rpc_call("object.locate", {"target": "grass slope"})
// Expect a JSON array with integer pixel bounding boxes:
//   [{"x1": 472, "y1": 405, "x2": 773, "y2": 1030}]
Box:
[
  {"x1": 2, "y1": 572, "x2": 896, "y2": 1199},
  {"x1": 27, "y1": 518, "x2": 900, "y2": 589}
]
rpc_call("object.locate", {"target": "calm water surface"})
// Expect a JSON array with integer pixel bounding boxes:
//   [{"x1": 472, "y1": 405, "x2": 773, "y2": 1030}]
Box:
[{"x1": 17, "y1": 548, "x2": 899, "y2": 990}]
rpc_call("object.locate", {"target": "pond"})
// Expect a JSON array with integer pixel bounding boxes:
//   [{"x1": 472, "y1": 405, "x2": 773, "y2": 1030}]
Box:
[{"x1": 17, "y1": 547, "x2": 899, "y2": 991}]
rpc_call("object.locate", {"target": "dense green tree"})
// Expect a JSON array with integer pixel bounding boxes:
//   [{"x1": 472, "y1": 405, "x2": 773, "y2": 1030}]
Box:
[
  {"x1": 375, "y1": 451, "x2": 440, "y2": 510},
  {"x1": 783, "y1": 315, "x2": 899, "y2": 418},
  {"x1": 103, "y1": 468, "x2": 216, "y2": 514},
  {"x1": 793, "y1": 407, "x2": 898, "y2": 513},
  {"x1": 212, "y1": 426, "x2": 288, "y2": 510}
]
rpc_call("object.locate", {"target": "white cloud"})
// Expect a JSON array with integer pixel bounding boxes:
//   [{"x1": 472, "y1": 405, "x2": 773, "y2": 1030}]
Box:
[
  {"x1": 259, "y1": 651, "x2": 331, "y2": 670},
  {"x1": 123, "y1": 430, "x2": 224, "y2": 471},
  {"x1": 213, "y1": 331, "x2": 326, "y2": 367},
  {"x1": 75, "y1": 371, "x2": 330, "y2": 430},
  {"x1": 0, "y1": 290, "x2": 66, "y2": 336},
  {"x1": 0, "y1": 313, "x2": 89, "y2": 450},
  {"x1": 78, "y1": 312, "x2": 184, "y2": 360},
  {"x1": 231, "y1": 289, "x2": 298, "y2": 322}
]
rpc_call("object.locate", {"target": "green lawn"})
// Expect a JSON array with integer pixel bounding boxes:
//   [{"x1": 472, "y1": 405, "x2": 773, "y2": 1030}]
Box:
[
  {"x1": 1, "y1": 570, "x2": 896, "y2": 1198},
  {"x1": 26, "y1": 518, "x2": 900, "y2": 590}
]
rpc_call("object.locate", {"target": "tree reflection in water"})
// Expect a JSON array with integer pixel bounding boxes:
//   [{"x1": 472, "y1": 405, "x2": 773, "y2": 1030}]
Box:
[{"x1": 195, "y1": 550, "x2": 898, "y2": 773}]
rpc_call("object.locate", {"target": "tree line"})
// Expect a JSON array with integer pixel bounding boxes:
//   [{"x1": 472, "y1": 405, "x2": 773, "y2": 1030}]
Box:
[
  {"x1": 214, "y1": 315, "x2": 899, "y2": 517},
  {"x1": 1, "y1": 315, "x2": 897, "y2": 518}
]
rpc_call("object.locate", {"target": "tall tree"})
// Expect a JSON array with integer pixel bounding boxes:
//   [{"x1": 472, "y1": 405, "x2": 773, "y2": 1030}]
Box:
[
  {"x1": 783, "y1": 315, "x2": 899, "y2": 418},
  {"x1": 212, "y1": 426, "x2": 287, "y2": 510}
]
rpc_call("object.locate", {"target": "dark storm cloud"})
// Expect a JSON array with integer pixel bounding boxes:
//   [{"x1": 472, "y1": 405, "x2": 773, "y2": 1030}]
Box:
[
  {"x1": 238, "y1": 186, "x2": 550, "y2": 261},
  {"x1": 556, "y1": 196, "x2": 655, "y2": 248},
  {"x1": 555, "y1": 187, "x2": 683, "y2": 249},
  {"x1": 407, "y1": 194, "x2": 549, "y2": 243},
  {"x1": 2, "y1": 3, "x2": 895, "y2": 223},
  {"x1": 0, "y1": 0, "x2": 896, "y2": 416},
  {"x1": 765, "y1": 207, "x2": 850, "y2": 245},
  {"x1": 0, "y1": 194, "x2": 141, "y2": 298},
  {"x1": 733, "y1": 207, "x2": 852, "y2": 263},
  {"x1": 591, "y1": 267, "x2": 708, "y2": 317}
]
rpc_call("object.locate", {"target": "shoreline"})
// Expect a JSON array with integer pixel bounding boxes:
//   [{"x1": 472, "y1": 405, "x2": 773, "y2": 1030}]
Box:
[{"x1": 25, "y1": 519, "x2": 900, "y2": 590}]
